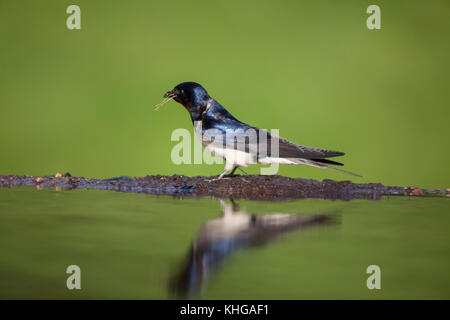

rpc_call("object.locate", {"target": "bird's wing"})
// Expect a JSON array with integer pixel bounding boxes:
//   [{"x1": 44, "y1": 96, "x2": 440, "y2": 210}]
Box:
[
  {"x1": 200, "y1": 103, "x2": 344, "y2": 160},
  {"x1": 201, "y1": 124, "x2": 344, "y2": 160},
  {"x1": 268, "y1": 131, "x2": 345, "y2": 159}
]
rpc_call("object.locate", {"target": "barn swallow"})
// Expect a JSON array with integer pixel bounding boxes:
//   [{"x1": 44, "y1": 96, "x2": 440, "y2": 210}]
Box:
[{"x1": 162, "y1": 82, "x2": 360, "y2": 178}]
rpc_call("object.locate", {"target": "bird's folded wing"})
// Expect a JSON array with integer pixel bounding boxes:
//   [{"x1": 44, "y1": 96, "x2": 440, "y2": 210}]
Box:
[
  {"x1": 271, "y1": 132, "x2": 345, "y2": 159},
  {"x1": 201, "y1": 127, "x2": 344, "y2": 160}
]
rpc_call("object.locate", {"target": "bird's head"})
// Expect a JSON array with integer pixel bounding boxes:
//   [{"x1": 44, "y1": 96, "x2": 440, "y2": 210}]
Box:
[{"x1": 163, "y1": 82, "x2": 211, "y2": 119}]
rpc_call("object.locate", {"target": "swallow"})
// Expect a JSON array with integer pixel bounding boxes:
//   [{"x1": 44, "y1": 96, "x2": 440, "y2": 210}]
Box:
[{"x1": 162, "y1": 82, "x2": 360, "y2": 178}]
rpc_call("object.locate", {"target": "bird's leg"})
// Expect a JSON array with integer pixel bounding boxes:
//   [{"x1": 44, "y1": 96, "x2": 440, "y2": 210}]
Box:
[
  {"x1": 218, "y1": 166, "x2": 248, "y2": 179},
  {"x1": 230, "y1": 198, "x2": 240, "y2": 212},
  {"x1": 218, "y1": 168, "x2": 231, "y2": 179},
  {"x1": 237, "y1": 167, "x2": 248, "y2": 175},
  {"x1": 206, "y1": 164, "x2": 234, "y2": 182},
  {"x1": 205, "y1": 169, "x2": 230, "y2": 183},
  {"x1": 221, "y1": 166, "x2": 241, "y2": 178},
  {"x1": 219, "y1": 199, "x2": 233, "y2": 217},
  {"x1": 230, "y1": 166, "x2": 238, "y2": 175}
]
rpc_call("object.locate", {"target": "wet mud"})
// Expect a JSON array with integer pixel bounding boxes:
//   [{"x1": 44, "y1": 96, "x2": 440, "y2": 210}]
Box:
[{"x1": 0, "y1": 174, "x2": 446, "y2": 201}]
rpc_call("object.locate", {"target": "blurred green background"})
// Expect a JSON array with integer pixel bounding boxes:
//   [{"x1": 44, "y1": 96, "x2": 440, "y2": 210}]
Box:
[{"x1": 1, "y1": 0, "x2": 449, "y2": 189}]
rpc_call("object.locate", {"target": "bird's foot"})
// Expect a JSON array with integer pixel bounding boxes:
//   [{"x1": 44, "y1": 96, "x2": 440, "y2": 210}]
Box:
[
  {"x1": 223, "y1": 174, "x2": 240, "y2": 178},
  {"x1": 205, "y1": 174, "x2": 244, "y2": 183}
]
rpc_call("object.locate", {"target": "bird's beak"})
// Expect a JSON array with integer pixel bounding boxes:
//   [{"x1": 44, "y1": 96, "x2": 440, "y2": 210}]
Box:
[{"x1": 163, "y1": 90, "x2": 175, "y2": 98}]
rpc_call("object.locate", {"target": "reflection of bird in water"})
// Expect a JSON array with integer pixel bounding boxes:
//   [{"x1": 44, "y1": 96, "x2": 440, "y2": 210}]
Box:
[{"x1": 168, "y1": 199, "x2": 337, "y2": 299}]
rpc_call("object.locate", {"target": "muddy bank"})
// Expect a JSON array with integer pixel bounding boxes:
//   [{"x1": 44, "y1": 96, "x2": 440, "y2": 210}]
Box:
[{"x1": 0, "y1": 174, "x2": 447, "y2": 201}]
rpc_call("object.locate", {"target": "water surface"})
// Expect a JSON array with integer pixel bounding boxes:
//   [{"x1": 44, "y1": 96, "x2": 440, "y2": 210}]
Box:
[{"x1": 0, "y1": 187, "x2": 449, "y2": 299}]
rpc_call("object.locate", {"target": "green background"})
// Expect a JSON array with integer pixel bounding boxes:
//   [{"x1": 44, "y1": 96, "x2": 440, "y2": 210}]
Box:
[{"x1": 1, "y1": 0, "x2": 449, "y2": 189}]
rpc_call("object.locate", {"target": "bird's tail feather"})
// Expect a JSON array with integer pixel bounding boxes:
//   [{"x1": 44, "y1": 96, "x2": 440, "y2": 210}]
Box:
[{"x1": 291, "y1": 158, "x2": 362, "y2": 177}]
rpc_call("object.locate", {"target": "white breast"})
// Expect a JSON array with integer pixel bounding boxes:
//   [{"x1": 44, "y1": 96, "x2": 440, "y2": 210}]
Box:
[{"x1": 194, "y1": 126, "x2": 257, "y2": 168}]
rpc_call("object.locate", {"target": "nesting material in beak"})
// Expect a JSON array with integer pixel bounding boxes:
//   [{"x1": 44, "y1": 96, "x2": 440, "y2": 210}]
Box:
[
  {"x1": 154, "y1": 96, "x2": 174, "y2": 110},
  {"x1": 154, "y1": 91, "x2": 175, "y2": 110}
]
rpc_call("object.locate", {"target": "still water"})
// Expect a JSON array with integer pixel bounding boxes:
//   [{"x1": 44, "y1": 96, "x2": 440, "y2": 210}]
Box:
[{"x1": 0, "y1": 187, "x2": 449, "y2": 299}]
